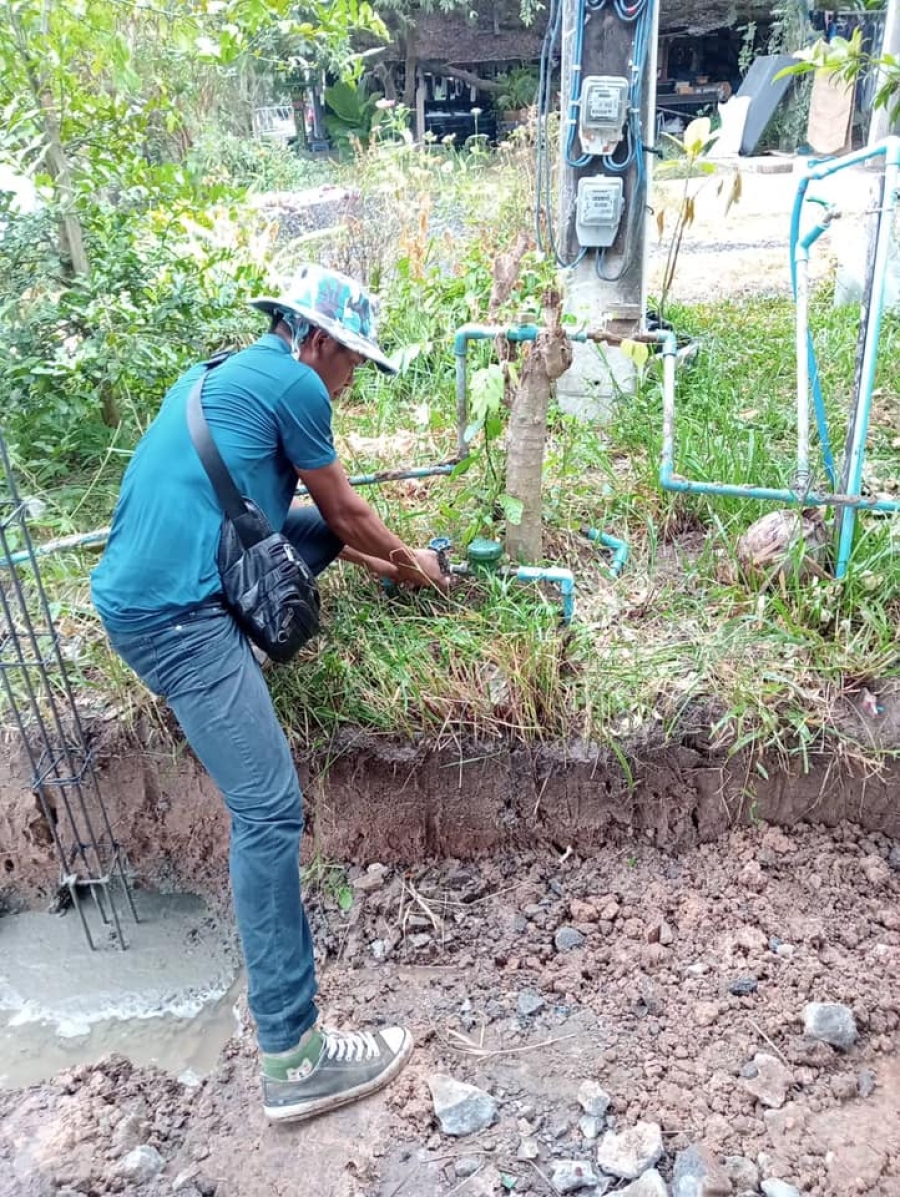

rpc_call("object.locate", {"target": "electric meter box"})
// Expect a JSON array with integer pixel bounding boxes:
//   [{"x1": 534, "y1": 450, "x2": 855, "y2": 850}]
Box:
[
  {"x1": 575, "y1": 176, "x2": 624, "y2": 248},
  {"x1": 579, "y1": 75, "x2": 629, "y2": 156}
]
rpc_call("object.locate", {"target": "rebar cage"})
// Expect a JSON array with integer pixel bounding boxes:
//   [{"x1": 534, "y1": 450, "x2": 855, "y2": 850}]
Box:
[{"x1": 0, "y1": 431, "x2": 137, "y2": 949}]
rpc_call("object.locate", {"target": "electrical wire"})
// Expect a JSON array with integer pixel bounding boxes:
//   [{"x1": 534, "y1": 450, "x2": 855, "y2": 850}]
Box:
[{"x1": 534, "y1": 0, "x2": 656, "y2": 274}]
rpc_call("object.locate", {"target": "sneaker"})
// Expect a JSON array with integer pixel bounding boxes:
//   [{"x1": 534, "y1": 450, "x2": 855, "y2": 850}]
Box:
[{"x1": 261, "y1": 1025, "x2": 413, "y2": 1123}]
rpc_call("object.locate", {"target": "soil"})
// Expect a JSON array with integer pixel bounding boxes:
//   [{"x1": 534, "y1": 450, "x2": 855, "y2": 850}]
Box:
[
  {"x1": 2, "y1": 821, "x2": 899, "y2": 1196},
  {"x1": 4, "y1": 693, "x2": 900, "y2": 906}
]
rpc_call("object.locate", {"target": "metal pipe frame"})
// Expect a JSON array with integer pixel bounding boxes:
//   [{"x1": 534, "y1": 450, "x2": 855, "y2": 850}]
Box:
[{"x1": 661, "y1": 138, "x2": 900, "y2": 579}]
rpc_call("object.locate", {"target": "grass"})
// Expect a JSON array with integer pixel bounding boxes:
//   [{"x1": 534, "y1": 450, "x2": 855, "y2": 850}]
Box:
[{"x1": 5, "y1": 142, "x2": 900, "y2": 770}]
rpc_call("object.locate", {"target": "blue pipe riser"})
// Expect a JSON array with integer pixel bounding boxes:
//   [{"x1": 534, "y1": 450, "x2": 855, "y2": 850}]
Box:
[{"x1": 584, "y1": 527, "x2": 629, "y2": 576}]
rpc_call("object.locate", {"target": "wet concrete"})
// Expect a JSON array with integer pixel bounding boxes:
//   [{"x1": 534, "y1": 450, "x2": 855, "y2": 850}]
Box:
[{"x1": 0, "y1": 891, "x2": 242, "y2": 1088}]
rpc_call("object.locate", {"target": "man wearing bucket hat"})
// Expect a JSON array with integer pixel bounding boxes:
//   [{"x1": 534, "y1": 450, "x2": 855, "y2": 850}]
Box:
[{"x1": 92, "y1": 264, "x2": 446, "y2": 1123}]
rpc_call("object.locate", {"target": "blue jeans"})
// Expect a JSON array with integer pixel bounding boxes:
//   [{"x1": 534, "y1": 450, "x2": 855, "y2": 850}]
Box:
[{"x1": 105, "y1": 506, "x2": 343, "y2": 1053}]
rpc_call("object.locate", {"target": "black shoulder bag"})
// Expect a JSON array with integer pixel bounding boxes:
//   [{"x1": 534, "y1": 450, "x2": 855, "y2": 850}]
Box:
[{"x1": 186, "y1": 357, "x2": 321, "y2": 664}]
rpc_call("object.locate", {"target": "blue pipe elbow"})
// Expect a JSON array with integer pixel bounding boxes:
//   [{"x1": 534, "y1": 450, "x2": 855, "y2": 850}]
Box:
[
  {"x1": 514, "y1": 565, "x2": 575, "y2": 624},
  {"x1": 583, "y1": 527, "x2": 629, "y2": 576}
]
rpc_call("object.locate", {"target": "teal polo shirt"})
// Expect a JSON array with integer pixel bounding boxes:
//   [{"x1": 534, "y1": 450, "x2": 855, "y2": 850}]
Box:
[{"x1": 91, "y1": 335, "x2": 336, "y2": 633}]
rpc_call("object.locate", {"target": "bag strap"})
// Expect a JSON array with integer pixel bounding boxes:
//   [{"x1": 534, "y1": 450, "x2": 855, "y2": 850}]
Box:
[{"x1": 186, "y1": 353, "x2": 249, "y2": 527}]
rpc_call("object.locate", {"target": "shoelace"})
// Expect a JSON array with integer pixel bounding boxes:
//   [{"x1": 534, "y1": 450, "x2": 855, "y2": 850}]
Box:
[{"x1": 322, "y1": 1029, "x2": 381, "y2": 1063}]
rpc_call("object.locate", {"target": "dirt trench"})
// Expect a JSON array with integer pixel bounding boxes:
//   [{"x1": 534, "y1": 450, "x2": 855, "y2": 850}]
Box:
[{"x1": 2, "y1": 706, "x2": 899, "y2": 908}]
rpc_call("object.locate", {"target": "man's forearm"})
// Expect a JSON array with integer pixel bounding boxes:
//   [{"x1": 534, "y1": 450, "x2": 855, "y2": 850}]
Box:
[
  {"x1": 339, "y1": 546, "x2": 398, "y2": 579},
  {"x1": 327, "y1": 496, "x2": 417, "y2": 571}
]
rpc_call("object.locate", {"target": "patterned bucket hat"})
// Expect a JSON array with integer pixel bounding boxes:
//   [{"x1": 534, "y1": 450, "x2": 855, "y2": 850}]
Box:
[{"x1": 250, "y1": 264, "x2": 396, "y2": 375}]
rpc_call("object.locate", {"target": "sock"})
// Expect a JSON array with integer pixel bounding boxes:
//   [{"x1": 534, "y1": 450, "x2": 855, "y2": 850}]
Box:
[{"x1": 262, "y1": 1027, "x2": 323, "y2": 1081}]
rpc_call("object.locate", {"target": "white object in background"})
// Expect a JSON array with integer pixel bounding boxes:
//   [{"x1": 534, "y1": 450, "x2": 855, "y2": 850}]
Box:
[{"x1": 708, "y1": 97, "x2": 751, "y2": 159}]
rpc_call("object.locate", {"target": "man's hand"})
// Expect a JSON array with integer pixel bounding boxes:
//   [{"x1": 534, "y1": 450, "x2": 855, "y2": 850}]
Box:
[{"x1": 396, "y1": 548, "x2": 449, "y2": 592}]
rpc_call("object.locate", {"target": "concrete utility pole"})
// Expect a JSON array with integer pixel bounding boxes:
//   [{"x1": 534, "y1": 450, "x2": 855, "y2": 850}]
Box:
[
  {"x1": 555, "y1": 0, "x2": 659, "y2": 417},
  {"x1": 868, "y1": 0, "x2": 900, "y2": 146}
]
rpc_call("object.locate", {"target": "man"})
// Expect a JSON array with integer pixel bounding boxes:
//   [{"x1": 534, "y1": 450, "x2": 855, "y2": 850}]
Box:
[{"x1": 91, "y1": 264, "x2": 446, "y2": 1123}]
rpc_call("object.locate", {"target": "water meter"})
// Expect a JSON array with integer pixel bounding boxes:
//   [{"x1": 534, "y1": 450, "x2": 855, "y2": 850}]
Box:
[
  {"x1": 579, "y1": 76, "x2": 629, "y2": 156},
  {"x1": 575, "y1": 177, "x2": 624, "y2": 248}
]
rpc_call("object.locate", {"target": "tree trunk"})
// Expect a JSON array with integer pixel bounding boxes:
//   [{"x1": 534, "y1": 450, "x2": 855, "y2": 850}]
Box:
[
  {"x1": 374, "y1": 62, "x2": 397, "y2": 103},
  {"x1": 505, "y1": 291, "x2": 573, "y2": 563},
  {"x1": 9, "y1": 11, "x2": 90, "y2": 278},
  {"x1": 403, "y1": 27, "x2": 417, "y2": 109}
]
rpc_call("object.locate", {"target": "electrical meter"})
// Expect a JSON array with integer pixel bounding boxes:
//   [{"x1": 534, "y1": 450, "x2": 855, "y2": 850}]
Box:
[
  {"x1": 579, "y1": 75, "x2": 629, "y2": 156},
  {"x1": 575, "y1": 177, "x2": 624, "y2": 248}
]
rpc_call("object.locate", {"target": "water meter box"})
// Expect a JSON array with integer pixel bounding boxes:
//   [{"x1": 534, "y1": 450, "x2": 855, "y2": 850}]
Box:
[
  {"x1": 575, "y1": 177, "x2": 624, "y2": 248},
  {"x1": 578, "y1": 76, "x2": 628, "y2": 156}
]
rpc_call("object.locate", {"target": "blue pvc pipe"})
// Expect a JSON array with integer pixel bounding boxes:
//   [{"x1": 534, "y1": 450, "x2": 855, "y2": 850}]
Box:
[
  {"x1": 583, "y1": 527, "x2": 629, "y2": 576},
  {"x1": 835, "y1": 137, "x2": 900, "y2": 575},
  {"x1": 513, "y1": 565, "x2": 575, "y2": 624},
  {"x1": 3, "y1": 465, "x2": 459, "y2": 568},
  {"x1": 789, "y1": 175, "x2": 836, "y2": 488}
]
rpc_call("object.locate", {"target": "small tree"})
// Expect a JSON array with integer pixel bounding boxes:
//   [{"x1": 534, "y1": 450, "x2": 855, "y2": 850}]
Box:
[
  {"x1": 504, "y1": 289, "x2": 572, "y2": 563},
  {"x1": 655, "y1": 117, "x2": 741, "y2": 324}
]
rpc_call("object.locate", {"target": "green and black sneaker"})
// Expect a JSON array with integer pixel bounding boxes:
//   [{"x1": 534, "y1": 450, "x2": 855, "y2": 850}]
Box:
[{"x1": 262, "y1": 1025, "x2": 414, "y2": 1123}]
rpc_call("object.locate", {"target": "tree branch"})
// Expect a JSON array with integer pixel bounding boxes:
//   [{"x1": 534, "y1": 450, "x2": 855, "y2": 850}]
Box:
[{"x1": 418, "y1": 61, "x2": 504, "y2": 93}]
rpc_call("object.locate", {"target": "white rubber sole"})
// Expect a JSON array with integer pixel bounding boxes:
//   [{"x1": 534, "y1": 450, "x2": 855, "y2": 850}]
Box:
[{"x1": 263, "y1": 1031, "x2": 414, "y2": 1124}]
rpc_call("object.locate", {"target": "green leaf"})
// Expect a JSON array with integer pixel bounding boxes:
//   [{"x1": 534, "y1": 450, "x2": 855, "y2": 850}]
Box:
[
  {"x1": 337, "y1": 885, "x2": 354, "y2": 912},
  {"x1": 469, "y1": 363, "x2": 505, "y2": 422},
  {"x1": 498, "y1": 493, "x2": 524, "y2": 525}
]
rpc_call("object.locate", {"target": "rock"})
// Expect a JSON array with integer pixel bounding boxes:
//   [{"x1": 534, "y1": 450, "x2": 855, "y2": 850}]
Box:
[
  {"x1": 518, "y1": 1137, "x2": 541, "y2": 1161},
  {"x1": 549, "y1": 1112, "x2": 574, "y2": 1140},
  {"x1": 579, "y1": 1115, "x2": 601, "y2": 1140},
  {"x1": 577, "y1": 1080, "x2": 612, "y2": 1119},
  {"x1": 659, "y1": 921, "x2": 675, "y2": 945},
  {"x1": 672, "y1": 1144, "x2": 733, "y2": 1196},
  {"x1": 802, "y1": 1002, "x2": 858, "y2": 1050},
  {"x1": 428, "y1": 1074, "x2": 497, "y2": 1136},
  {"x1": 409, "y1": 932, "x2": 432, "y2": 949},
  {"x1": 723, "y1": 1156, "x2": 759, "y2": 1191},
  {"x1": 728, "y1": 976, "x2": 758, "y2": 997},
  {"x1": 858, "y1": 1068, "x2": 877, "y2": 1097},
  {"x1": 555, "y1": 926, "x2": 586, "y2": 952},
  {"x1": 595, "y1": 1121, "x2": 664, "y2": 1179},
  {"x1": 116, "y1": 1145, "x2": 164, "y2": 1184},
  {"x1": 370, "y1": 939, "x2": 387, "y2": 960},
  {"x1": 111, "y1": 1112, "x2": 148, "y2": 1155},
  {"x1": 173, "y1": 1166, "x2": 202, "y2": 1193},
  {"x1": 570, "y1": 899, "x2": 598, "y2": 922},
  {"x1": 888, "y1": 843, "x2": 900, "y2": 872},
  {"x1": 775, "y1": 943, "x2": 795, "y2": 959},
  {"x1": 352, "y1": 863, "x2": 387, "y2": 892},
  {"x1": 761, "y1": 1181, "x2": 800, "y2": 1197},
  {"x1": 740, "y1": 1053, "x2": 793, "y2": 1109},
  {"x1": 517, "y1": 990, "x2": 546, "y2": 1017},
  {"x1": 761, "y1": 826, "x2": 794, "y2": 855},
  {"x1": 785, "y1": 1034, "x2": 835, "y2": 1068},
  {"x1": 550, "y1": 1159, "x2": 602, "y2": 1193},
  {"x1": 694, "y1": 1002, "x2": 719, "y2": 1027},
  {"x1": 618, "y1": 1171, "x2": 670, "y2": 1196},
  {"x1": 454, "y1": 1156, "x2": 483, "y2": 1177}
]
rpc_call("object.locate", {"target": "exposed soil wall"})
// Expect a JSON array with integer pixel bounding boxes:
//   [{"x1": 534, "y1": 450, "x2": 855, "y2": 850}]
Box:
[{"x1": 2, "y1": 717, "x2": 899, "y2": 907}]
